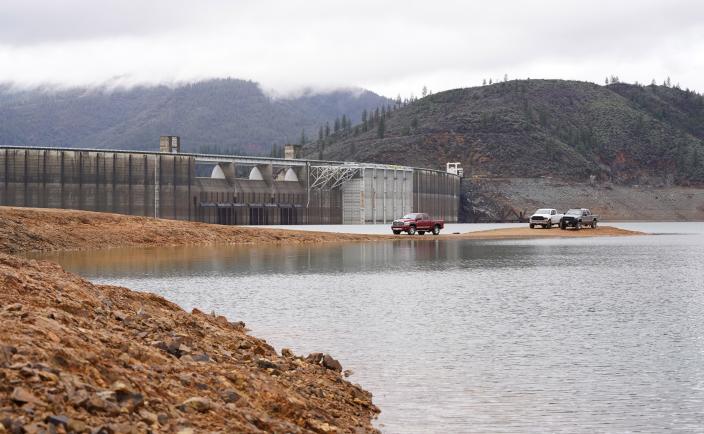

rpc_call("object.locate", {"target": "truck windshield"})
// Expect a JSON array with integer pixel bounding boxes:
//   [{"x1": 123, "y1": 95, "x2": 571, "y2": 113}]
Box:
[
  {"x1": 402, "y1": 214, "x2": 419, "y2": 219},
  {"x1": 565, "y1": 209, "x2": 581, "y2": 215},
  {"x1": 535, "y1": 209, "x2": 552, "y2": 214}
]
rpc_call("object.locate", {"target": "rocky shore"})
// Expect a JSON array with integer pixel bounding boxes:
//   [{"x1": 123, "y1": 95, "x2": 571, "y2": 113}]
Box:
[{"x1": 0, "y1": 253, "x2": 379, "y2": 433}]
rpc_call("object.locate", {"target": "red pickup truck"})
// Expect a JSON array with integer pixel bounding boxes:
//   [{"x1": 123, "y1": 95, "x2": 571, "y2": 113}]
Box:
[{"x1": 391, "y1": 213, "x2": 444, "y2": 235}]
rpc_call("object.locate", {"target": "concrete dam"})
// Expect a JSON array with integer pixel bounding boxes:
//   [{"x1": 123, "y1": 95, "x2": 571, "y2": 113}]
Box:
[{"x1": 0, "y1": 143, "x2": 460, "y2": 225}]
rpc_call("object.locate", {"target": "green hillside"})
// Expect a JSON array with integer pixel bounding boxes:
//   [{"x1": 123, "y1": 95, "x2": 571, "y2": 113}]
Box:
[{"x1": 311, "y1": 79, "x2": 704, "y2": 184}]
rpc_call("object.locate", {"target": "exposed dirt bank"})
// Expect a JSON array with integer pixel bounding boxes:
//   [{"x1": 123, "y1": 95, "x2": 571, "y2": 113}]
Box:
[
  {"x1": 0, "y1": 207, "x2": 392, "y2": 255},
  {"x1": 462, "y1": 177, "x2": 704, "y2": 222},
  {"x1": 456, "y1": 225, "x2": 644, "y2": 240},
  {"x1": 0, "y1": 253, "x2": 379, "y2": 433}
]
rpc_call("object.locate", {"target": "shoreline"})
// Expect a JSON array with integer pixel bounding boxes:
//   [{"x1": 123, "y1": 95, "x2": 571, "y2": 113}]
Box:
[
  {"x1": 0, "y1": 254, "x2": 380, "y2": 433},
  {"x1": 0, "y1": 207, "x2": 646, "y2": 256},
  {"x1": 0, "y1": 207, "x2": 393, "y2": 255},
  {"x1": 0, "y1": 206, "x2": 386, "y2": 433},
  {"x1": 453, "y1": 225, "x2": 644, "y2": 240}
]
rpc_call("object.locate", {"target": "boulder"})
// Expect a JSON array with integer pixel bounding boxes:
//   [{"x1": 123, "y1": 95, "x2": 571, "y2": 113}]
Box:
[
  {"x1": 5, "y1": 303, "x2": 22, "y2": 312},
  {"x1": 322, "y1": 355, "x2": 342, "y2": 372},
  {"x1": 44, "y1": 415, "x2": 69, "y2": 429},
  {"x1": 256, "y1": 358, "x2": 280, "y2": 370},
  {"x1": 305, "y1": 353, "x2": 343, "y2": 372},
  {"x1": 178, "y1": 397, "x2": 213, "y2": 413},
  {"x1": 221, "y1": 389, "x2": 241, "y2": 403},
  {"x1": 10, "y1": 387, "x2": 44, "y2": 406}
]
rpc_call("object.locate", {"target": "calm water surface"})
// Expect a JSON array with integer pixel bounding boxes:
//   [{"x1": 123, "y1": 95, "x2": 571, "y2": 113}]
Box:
[{"x1": 36, "y1": 223, "x2": 704, "y2": 433}]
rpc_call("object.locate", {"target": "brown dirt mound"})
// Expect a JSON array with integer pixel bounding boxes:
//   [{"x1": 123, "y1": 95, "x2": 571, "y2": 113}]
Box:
[
  {"x1": 0, "y1": 253, "x2": 379, "y2": 433},
  {"x1": 456, "y1": 225, "x2": 644, "y2": 240},
  {"x1": 0, "y1": 207, "x2": 391, "y2": 255}
]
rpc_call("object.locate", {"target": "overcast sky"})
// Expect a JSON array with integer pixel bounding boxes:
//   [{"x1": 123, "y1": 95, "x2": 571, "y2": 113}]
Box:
[{"x1": 1, "y1": 0, "x2": 702, "y2": 97}]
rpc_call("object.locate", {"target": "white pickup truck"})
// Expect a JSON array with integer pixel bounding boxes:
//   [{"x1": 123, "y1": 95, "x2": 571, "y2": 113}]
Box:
[{"x1": 529, "y1": 208, "x2": 563, "y2": 229}]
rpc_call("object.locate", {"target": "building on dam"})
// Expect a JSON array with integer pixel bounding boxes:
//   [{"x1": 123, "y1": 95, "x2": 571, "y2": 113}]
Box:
[{"x1": 0, "y1": 139, "x2": 460, "y2": 225}]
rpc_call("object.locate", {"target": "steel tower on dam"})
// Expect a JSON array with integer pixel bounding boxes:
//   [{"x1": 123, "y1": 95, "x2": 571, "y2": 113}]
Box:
[{"x1": 0, "y1": 142, "x2": 460, "y2": 225}]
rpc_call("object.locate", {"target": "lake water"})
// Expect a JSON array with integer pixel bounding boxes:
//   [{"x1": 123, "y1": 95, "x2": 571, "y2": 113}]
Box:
[{"x1": 35, "y1": 222, "x2": 704, "y2": 433}]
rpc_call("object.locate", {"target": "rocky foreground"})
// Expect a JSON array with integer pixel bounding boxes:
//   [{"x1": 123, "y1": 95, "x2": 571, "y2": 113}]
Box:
[{"x1": 0, "y1": 253, "x2": 379, "y2": 433}]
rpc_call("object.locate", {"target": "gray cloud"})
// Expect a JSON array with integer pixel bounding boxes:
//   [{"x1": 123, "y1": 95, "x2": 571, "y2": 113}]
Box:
[{"x1": 0, "y1": 0, "x2": 702, "y2": 96}]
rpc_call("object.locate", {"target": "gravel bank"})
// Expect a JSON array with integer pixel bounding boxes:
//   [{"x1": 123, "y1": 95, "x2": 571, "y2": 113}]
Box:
[{"x1": 0, "y1": 253, "x2": 379, "y2": 433}]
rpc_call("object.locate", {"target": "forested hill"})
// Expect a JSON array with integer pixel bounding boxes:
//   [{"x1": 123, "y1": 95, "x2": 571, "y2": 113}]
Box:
[
  {"x1": 309, "y1": 79, "x2": 704, "y2": 185},
  {"x1": 0, "y1": 78, "x2": 390, "y2": 154}
]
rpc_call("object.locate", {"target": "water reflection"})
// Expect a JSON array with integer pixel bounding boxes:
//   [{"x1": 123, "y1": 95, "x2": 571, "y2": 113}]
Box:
[{"x1": 34, "y1": 239, "x2": 627, "y2": 277}]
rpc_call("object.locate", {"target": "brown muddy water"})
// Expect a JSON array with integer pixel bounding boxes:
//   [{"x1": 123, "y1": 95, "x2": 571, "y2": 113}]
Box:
[{"x1": 34, "y1": 223, "x2": 704, "y2": 433}]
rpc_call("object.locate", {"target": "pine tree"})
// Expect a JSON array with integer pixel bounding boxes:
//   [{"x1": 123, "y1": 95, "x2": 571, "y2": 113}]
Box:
[
  {"x1": 483, "y1": 79, "x2": 487, "y2": 86},
  {"x1": 503, "y1": 73, "x2": 508, "y2": 82},
  {"x1": 318, "y1": 126, "x2": 323, "y2": 142},
  {"x1": 377, "y1": 116, "x2": 385, "y2": 139},
  {"x1": 299, "y1": 129, "x2": 306, "y2": 145},
  {"x1": 334, "y1": 117, "x2": 340, "y2": 133},
  {"x1": 324, "y1": 122, "x2": 330, "y2": 138},
  {"x1": 341, "y1": 114, "x2": 348, "y2": 132},
  {"x1": 422, "y1": 85, "x2": 428, "y2": 97}
]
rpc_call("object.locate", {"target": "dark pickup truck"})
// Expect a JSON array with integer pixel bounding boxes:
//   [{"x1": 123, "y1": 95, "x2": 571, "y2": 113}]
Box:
[
  {"x1": 391, "y1": 213, "x2": 444, "y2": 235},
  {"x1": 560, "y1": 208, "x2": 599, "y2": 230}
]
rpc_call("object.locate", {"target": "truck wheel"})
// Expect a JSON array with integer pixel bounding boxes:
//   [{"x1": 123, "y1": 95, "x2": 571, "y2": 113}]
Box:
[
  {"x1": 407, "y1": 226, "x2": 416, "y2": 235},
  {"x1": 529, "y1": 224, "x2": 535, "y2": 229},
  {"x1": 544, "y1": 223, "x2": 550, "y2": 229},
  {"x1": 393, "y1": 230, "x2": 401, "y2": 235},
  {"x1": 591, "y1": 220, "x2": 598, "y2": 229},
  {"x1": 560, "y1": 223, "x2": 566, "y2": 230},
  {"x1": 432, "y1": 225, "x2": 441, "y2": 235},
  {"x1": 576, "y1": 222, "x2": 581, "y2": 230}
]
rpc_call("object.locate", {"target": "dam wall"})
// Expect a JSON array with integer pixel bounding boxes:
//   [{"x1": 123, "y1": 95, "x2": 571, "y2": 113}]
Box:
[
  {"x1": 1, "y1": 146, "x2": 460, "y2": 225},
  {"x1": 1, "y1": 148, "x2": 193, "y2": 220}
]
